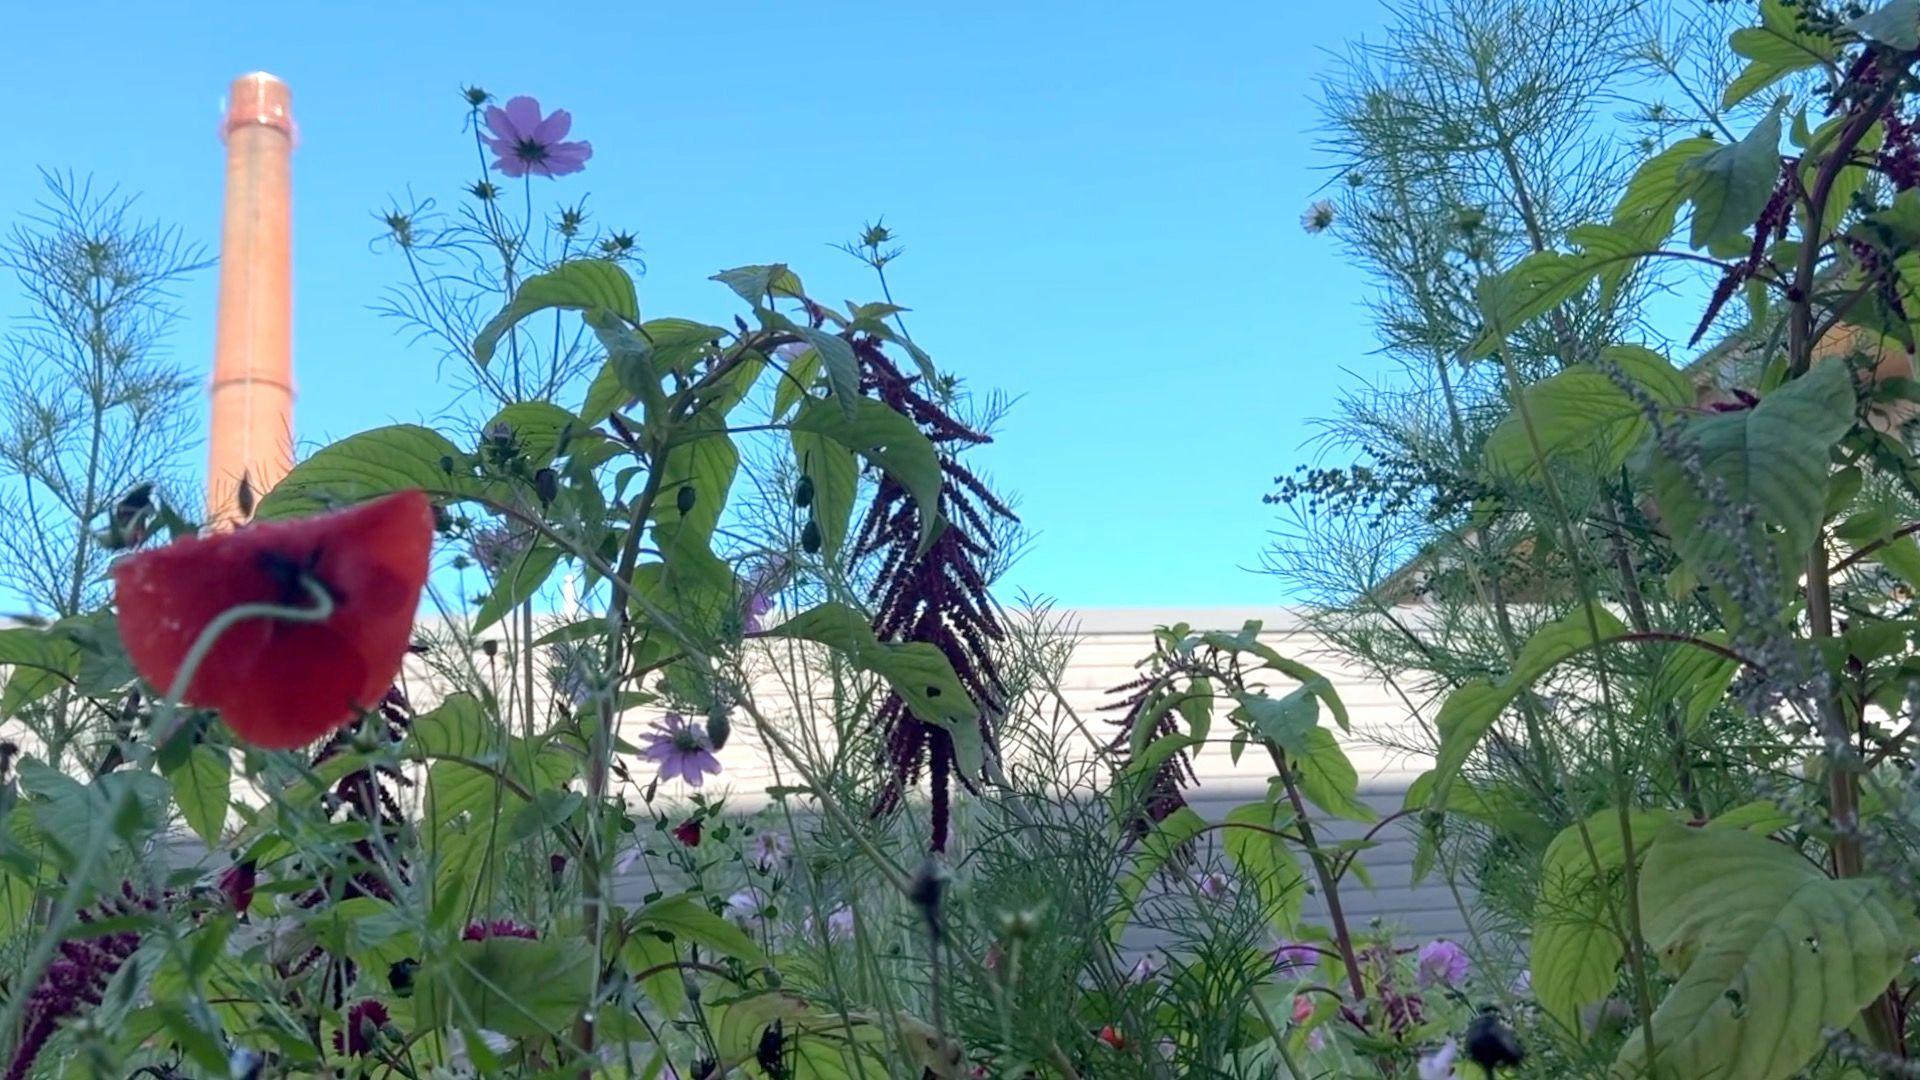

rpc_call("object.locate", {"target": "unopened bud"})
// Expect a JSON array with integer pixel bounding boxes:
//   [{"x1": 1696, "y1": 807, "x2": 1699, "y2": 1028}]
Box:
[
  {"x1": 534, "y1": 467, "x2": 559, "y2": 506},
  {"x1": 794, "y1": 474, "x2": 814, "y2": 508}
]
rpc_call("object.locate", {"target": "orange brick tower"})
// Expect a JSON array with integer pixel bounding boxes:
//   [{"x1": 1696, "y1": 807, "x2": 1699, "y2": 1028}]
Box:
[{"x1": 207, "y1": 72, "x2": 295, "y2": 526}]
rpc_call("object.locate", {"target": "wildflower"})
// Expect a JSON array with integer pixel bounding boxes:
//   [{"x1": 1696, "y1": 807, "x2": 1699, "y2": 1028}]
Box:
[
  {"x1": 333, "y1": 1000, "x2": 391, "y2": 1057},
  {"x1": 216, "y1": 860, "x2": 257, "y2": 914},
  {"x1": 826, "y1": 905, "x2": 856, "y2": 942},
  {"x1": 1290, "y1": 995, "x2": 1325, "y2": 1052},
  {"x1": 1097, "y1": 1025, "x2": 1126, "y2": 1050},
  {"x1": 726, "y1": 888, "x2": 767, "y2": 922},
  {"x1": 1300, "y1": 199, "x2": 1337, "y2": 234},
  {"x1": 1193, "y1": 869, "x2": 1231, "y2": 899},
  {"x1": 1417, "y1": 939, "x2": 1470, "y2": 988},
  {"x1": 637, "y1": 713, "x2": 722, "y2": 788},
  {"x1": 615, "y1": 842, "x2": 644, "y2": 876},
  {"x1": 671, "y1": 818, "x2": 703, "y2": 847},
  {"x1": 482, "y1": 96, "x2": 592, "y2": 178},
  {"x1": 6, "y1": 888, "x2": 152, "y2": 1080},
  {"x1": 1125, "y1": 950, "x2": 1165, "y2": 982},
  {"x1": 749, "y1": 830, "x2": 793, "y2": 873},
  {"x1": 112, "y1": 490, "x2": 434, "y2": 749},
  {"x1": 462, "y1": 919, "x2": 539, "y2": 942},
  {"x1": 1272, "y1": 941, "x2": 1319, "y2": 973},
  {"x1": 739, "y1": 555, "x2": 791, "y2": 633},
  {"x1": 1417, "y1": 1039, "x2": 1458, "y2": 1080}
]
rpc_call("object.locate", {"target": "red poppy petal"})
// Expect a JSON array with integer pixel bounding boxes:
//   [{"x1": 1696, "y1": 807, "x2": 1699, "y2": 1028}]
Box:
[{"x1": 112, "y1": 490, "x2": 434, "y2": 749}]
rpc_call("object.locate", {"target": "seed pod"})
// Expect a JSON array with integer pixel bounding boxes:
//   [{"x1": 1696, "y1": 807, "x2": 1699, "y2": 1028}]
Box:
[
  {"x1": 1464, "y1": 1009, "x2": 1525, "y2": 1070},
  {"x1": 387, "y1": 959, "x2": 418, "y2": 998},
  {"x1": 676, "y1": 485, "x2": 697, "y2": 514},
  {"x1": 802, "y1": 519, "x2": 822, "y2": 554},
  {"x1": 794, "y1": 474, "x2": 815, "y2": 508},
  {"x1": 534, "y1": 467, "x2": 559, "y2": 506},
  {"x1": 706, "y1": 708, "x2": 732, "y2": 752}
]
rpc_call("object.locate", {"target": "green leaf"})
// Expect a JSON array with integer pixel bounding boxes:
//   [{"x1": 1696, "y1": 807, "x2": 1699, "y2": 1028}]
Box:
[
  {"x1": 482, "y1": 401, "x2": 586, "y2": 467},
  {"x1": 654, "y1": 431, "x2": 739, "y2": 548},
  {"x1": 1614, "y1": 136, "x2": 1721, "y2": 244},
  {"x1": 1726, "y1": 0, "x2": 1841, "y2": 107},
  {"x1": 1222, "y1": 801, "x2": 1306, "y2": 934},
  {"x1": 710, "y1": 264, "x2": 804, "y2": 305},
  {"x1": 1531, "y1": 808, "x2": 1674, "y2": 1032},
  {"x1": 632, "y1": 892, "x2": 768, "y2": 966},
  {"x1": 254, "y1": 424, "x2": 472, "y2": 519},
  {"x1": 1683, "y1": 105, "x2": 1784, "y2": 251},
  {"x1": 1234, "y1": 683, "x2": 1320, "y2": 757},
  {"x1": 474, "y1": 259, "x2": 638, "y2": 366},
  {"x1": 425, "y1": 935, "x2": 594, "y2": 1039},
  {"x1": 1430, "y1": 606, "x2": 1627, "y2": 808},
  {"x1": 1850, "y1": 0, "x2": 1920, "y2": 50},
  {"x1": 0, "y1": 627, "x2": 82, "y2": 718},
  {"x1": 1483, "y1": 345, "x2": 1692, "y2": 480},
  {"x1": 1196, "y1": 624, "x2": 1350, "y2": 731},
  {"x1": 772, "y1": 345, "x2": 823, "y2": 421},
  {"x1": 1112, "y1": 806, "x2": 1208, "y2": 934},
  {"x1": 791, "y1": 429, "x2": 858, "y2": 559},
  {"x1": 1612, "y1": 826, "x2": 1916, "y2": 1079},
  {"x1": 1836, "y1": 506, "x2": 1920, "y2": 592},
  {"x1": 797, "y1": 328, "x2": 863, "y2": 420},
  {"x1": 1292, "y1": 728, "x2": 1374, "y2": 823},
  {"x1": 789, "y1": 398, "x2": 944, "y2": 552},
  {"x1": 1644, "y1": 633, "x2": 1738, "y2": 735},
  {"x1": 766, "y1": 603, "x2": 979, "y2": 774},
  {"x1": 410, "y1": 692, "x2": 493, "y2": 760},
  {"x1": 1469, "y1": 233, "x2": 1646, "y2": 358},
  {"x1": 166, "y1": 745, "x2": 230, "y2": 846},
  {"x1": 1643, "y1": 360, "x2": 1855, "y2": 590},
  {"x1": 471, "y1": 542, "x2": 561, "y2": 636}
]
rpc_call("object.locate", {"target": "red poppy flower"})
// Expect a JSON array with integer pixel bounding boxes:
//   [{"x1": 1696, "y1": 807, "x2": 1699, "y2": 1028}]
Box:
[
  {"x1": 112, "y1": 490, "x2": 434, "y2": 749},
  {"x1": 1098, "y1": 1025, "x2": 1126, "y2": 1051},
  {"x1": 671, "y1": 818, "x2": 703, "y2": 847}
]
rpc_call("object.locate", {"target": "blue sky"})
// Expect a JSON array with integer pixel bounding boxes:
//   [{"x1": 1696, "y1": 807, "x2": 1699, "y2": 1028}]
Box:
[{"x1": 0, "y1": 0, "x2": 1388, "y2": 609}]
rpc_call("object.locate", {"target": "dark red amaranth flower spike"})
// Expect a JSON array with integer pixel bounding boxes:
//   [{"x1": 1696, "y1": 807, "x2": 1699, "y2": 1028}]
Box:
[
  {"x1": 112, "y1": 490, "x2": 434, "y2": 749},
  {"x1": 462, "y1": 918, "x2": 540, "y2": 941},
  {"x1": 7, "y1": 883, "x2": 163, "y2": 1080},
  {"x1": 1101, "y1": 674, "x2": 1198, "y2": 849},
  {"x1": 848, "y1": 334, "x2": 1016, "y2": 852}
]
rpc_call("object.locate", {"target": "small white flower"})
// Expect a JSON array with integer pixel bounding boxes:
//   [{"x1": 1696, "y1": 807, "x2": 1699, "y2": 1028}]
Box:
[
  {"x1": 1126, "y1": 950, "x2": 1166, "y2": 982},
  {"x1": 1417, "y1": 1039, "x2": 1458, "y2": 1080},
  {"x1": 727, "y1": 888, "x2": 767, "y2": 922},
  {"x1": 1300, "y1": 199, "x2": 1337, "y2": 234}
]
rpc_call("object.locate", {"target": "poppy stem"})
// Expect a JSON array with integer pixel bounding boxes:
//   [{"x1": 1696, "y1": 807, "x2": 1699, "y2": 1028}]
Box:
[{"x1": 144, "y1": 575, "x2": 336, "y2": 755}]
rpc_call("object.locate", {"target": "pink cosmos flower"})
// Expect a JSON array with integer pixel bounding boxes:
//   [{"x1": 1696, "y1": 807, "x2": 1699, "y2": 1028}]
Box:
[
  {"x1": 749, "y1": 830, "x2": 793, "y2": 873},
  {"x1": 1193, "y1": 869, "x2": 1231, "y2": 899},
  {"x1": 1417, "y1": 1038, "x2": 1458, "y2": 1080},
  {"x1": 638, "y1": 713, "x2": 722, "y2": 788},
  {"x1": 1417, "y1": 939, "x2": 1470, "y2": 988},
  {"x1": 740, "y1": 555, "x2": 792, "y2": 633},
  {"x1": 1272, "y1": 941, "x2": 1319, "y2": 973},
  {"x1": 482, "y1": 96, "x2": 593, "y2": 178},
  {"x1": 726, "y1": 888, "x2": 767, "y2": 923},
  {"x1": 1126, "y1": 950, "x2": 1165, "y2": 982}
]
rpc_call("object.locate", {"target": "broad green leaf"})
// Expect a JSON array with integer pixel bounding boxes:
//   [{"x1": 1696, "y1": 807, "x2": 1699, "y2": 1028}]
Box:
[
  {"x1": 254, "y1": 424, "x2": 473, "y2": 519},
  {"x1": 772, "y1": 345, "x2": 822, "y2": 421},
  {"x1": 710, "y1": 264, "x2": 804, "y2": 305},
  {"x1": 0, "y1": 626, "x2": 82, "y2": 718},
  {"x1": 474, "y1": 259, "x2": 638, "y2": 366},
  {"x1": 471, "y1": 542, "x2": 561, "y2": 636},
  {"x1": 791, "y1": 428, "x2": 858, "y2": 559},
  {"x1": 1469, "y1": 232, "x2": 1646, "y2": 359},
  {"x1": 1612, "y1": 826, "x2": 1916, "y2": 1079},
  {"x1": 1483, "y1": 345, "x2": 1692, "y2": 480},
  {"x1": 1726, "y1": 0, "x2": 1841, "y2": 107},
  {"x1": 1836, "y1": 506, "x2": 1920, "y2": 592},
  {"x1": 1531, "y1": 808, "x2": 1674, "y2": 1032},
  {"x1": 1850, "y1": 0, "x2": 1920, "y2": 50},
  {"x1": 1430, "y1": 606, "x2": 1627, "y2": 808},
  {"x1": 410, "y1": 693, "x2": 493, "y2": 760},
  {"x1": 1683, "y1": 106, "x2": 1784, "y2": 251},
  {"x1": 1706, "y1": 800, "x2": 1794, "y2": 834},
  {"x1": 632, "y1": 892, "x2": 768, "y2": 966},
  {"x1": 166, "y1": 745, "x2": 230, "y2": 846},
  {"x1": 1223, "y1": 801, "x2": 1306, "y2": 934},
  {"x1": 425, "y1": 935, "x2": 594, "y2": 1039},
  {"x1": 1234, "y1": 683, "x2": 1320, "y2": 757},
  {"x1": 1644, "y1": 633, "x2": 1738, "y2": 736},
  {"x1": 1292, "y1": 728, "x2": 1374, "y2": 823},
  {"x1": 767, "y1": 603, "x2": 979, "y2": 774},
  {"x1": 1614, "y1": 136, "x2": 1720, "y2": 244},
  {"x1": 654, "y1": 430, "x2": 740, "y2": 546},
  {"x1": 1112, "y1": 806, "x2": 1208, "y2": 934},
  {"x1": 798, "y1": 328, "x2": 862, "y2": 420},
  {"x1": 789, "y1": 398, "x2": 944, "y2": 553},
  {"x1": 1643, "y1": 360, "x2": 1855, "y2": 591},
  {"x1": 1196, "y1": 624, "x2": 1349, "y2": 731},
  {"x1": 481, "y1": 401, "x2": 585, "y2": 467},
  {"x1": 622, "y1": 931, "x2": 687, "y2": 1016}
]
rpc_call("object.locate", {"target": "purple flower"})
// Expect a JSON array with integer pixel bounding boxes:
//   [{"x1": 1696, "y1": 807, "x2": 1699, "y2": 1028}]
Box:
[
  {"x1": 638, "y1": 712, "x2": 722, "y2": 788},
  {"x1": 1193, "y1": 869, "x2": 1231, "y2": 900},
  {"x1": 727, "y1": 888, "x2": 767, "y2": 922},
  {"x1": 1272, "y1": 941, "x2": 1319, "y2": 973},
  {"x1": 333, "y1": 999, "x2": 391, "y2": 1057},
  {"x1": 482, "y1": 96, "x2": 592, "y2": 178},
  {"x1": 462, "y1": 919, "x2": 539, "y2": 942},
  {"x1": 1125, "y1": 950, "x2": 1165, "y2": 983},
  {"x1": 740, "y1": 555, "x2": 791, "y2": 633},
  {"x1": 1417, "y1": 939, "x2": 1470, "y2": 988},
  {"x1": 749, "y1": 830, "x2": 793, "y2": 873},
  {"x1": 805, "y1": 904, "x2": 855, "y2": 942},
  {"x1": 1417, "y1": 1038, "x2": 1458, "y2": 1080}
]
